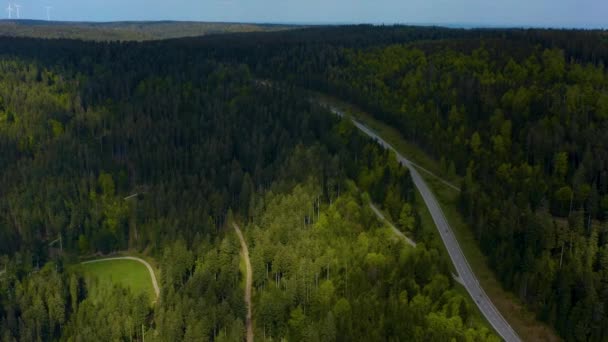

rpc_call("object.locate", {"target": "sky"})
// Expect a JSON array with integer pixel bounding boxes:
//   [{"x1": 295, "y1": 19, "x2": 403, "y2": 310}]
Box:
[{"x1": 3, "y1": 0, "x2": 607, "y2": 29}]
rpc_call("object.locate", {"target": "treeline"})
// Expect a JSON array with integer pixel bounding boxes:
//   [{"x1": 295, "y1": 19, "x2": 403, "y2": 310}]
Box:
[{"x1": 323, "y1": 41, "x2": 608, "y2": 340}]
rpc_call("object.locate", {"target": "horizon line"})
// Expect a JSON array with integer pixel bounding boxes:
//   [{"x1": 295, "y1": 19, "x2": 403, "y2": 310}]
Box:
[{"x1": 0, "y1": 18, "x2": 605, "y2": 31}]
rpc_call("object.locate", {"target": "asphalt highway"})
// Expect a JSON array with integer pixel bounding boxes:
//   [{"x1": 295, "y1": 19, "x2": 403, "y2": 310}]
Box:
[{"x1": 329, "y1": 106, "x2": 520, "y2": 342}]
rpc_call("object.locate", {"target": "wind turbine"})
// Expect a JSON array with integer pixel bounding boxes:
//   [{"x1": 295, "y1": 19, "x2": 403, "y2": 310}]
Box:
[
  {"x1": 6, "y1": 2, "x2": 13, "y2": 19},
  {"x1": 13, "y1": 3, "x2": 20, "y2": 19},
  {"x1": 45, "y1": 5, "x2": 51, "y2": 21}
]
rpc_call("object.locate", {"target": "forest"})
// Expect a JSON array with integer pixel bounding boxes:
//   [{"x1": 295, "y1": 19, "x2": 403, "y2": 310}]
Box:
[
  {"x1": 315, "y1": 32, "x2": 608, "y2": 341},
  {"x1": 0, "y1": 24, "x2": 607, "y2": 341},
  {"x1": 0, "y1": 27, "x2": 498, "y2": 341}
]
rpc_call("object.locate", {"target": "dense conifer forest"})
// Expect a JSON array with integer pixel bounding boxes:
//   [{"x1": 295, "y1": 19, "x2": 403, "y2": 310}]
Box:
[
  {"x1": 0, "y1": 25, "x2": 607, "y2": 341},
  {"x1": 321, "y1": 37, "x2": 608, "y2": 341}
]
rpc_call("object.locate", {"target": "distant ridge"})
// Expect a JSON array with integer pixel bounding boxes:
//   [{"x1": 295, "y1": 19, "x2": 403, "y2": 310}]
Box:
[{"x1": 0, "y1": 20, "x2": 297, "y2": 41}]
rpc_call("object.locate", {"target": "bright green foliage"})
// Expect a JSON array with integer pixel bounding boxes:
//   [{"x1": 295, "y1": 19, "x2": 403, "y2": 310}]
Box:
[
  {"x1": 62, "y1": 285, "x2": 151, "y2": 341},
  {"x1": 399, "y1": 203, "x2": 416, "y2": 232},
  {"x1": 78, "y1": 259, "x2": 155, "y2": 303},
  {"x1": 244, "y1": 178, "x2": 495, "y2": 341}
]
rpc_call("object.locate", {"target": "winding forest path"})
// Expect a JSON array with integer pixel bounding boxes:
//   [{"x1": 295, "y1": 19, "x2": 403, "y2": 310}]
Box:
[
  {"x1": 369, "y1": 203, "x2": 417, "y2": 247},
  {"x1": 80, "y1": 256, "x2": 160, "y2": 298},
  {"x1": 370, "y1": 202, "x2": 464, "y2": 285},
  {"x1": 233, "y1": 223, "x2": 253, "y2": 342}
]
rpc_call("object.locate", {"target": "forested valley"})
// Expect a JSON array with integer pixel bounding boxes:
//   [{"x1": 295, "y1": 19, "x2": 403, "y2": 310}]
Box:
[
  {"x1": 0, "y1": 28, "x2": 499, "y2": 341},
  {"x1": 1, "y1": 25, "x2": 608, "y2": 341}
]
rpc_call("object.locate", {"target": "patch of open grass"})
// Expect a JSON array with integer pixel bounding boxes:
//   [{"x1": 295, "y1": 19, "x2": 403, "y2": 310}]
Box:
[
  {"x1": 320, "y1": 93, "x2": 560, "y2": 341},
  {"x1": 77, "y1": 259, "x2": 156, "y2": 304}
]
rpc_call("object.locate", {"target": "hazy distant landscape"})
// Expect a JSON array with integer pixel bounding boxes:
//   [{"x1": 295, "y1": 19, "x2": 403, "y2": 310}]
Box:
[{"x1": 0, "y1": 20, "x2": 295, "y2": 40}]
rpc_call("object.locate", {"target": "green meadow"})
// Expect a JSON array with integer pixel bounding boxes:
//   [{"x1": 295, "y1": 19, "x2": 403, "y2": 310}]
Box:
[{"x1": 78, "y1": 259, "x2": 156, "y2": 303}]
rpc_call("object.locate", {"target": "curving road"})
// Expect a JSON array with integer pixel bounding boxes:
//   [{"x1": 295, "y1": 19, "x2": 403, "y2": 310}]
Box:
[
  {"x1": 81, "y1": 256, "x2": 160, "y2": 298},
  {"x1": 329, "y1": 106, "x2": 520, "y2": 342},
  {"x1": 233, "y1": 223, "x2": 253, "y2": 342}
]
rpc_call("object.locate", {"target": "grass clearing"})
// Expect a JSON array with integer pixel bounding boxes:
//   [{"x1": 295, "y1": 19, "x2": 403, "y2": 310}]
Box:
[
  {"x1": 77, "y1": 259, "x2": 156, "y2": 304},
  {"x1": 320, "y1": 93, "x2": 560, "y2": 341}
]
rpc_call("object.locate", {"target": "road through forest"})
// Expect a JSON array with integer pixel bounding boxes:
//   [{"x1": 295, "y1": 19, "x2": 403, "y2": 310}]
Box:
[
  {"x1": 329, "y1": 105, "x2": 520, "y2": 342},
  {"x1": 233, "y1": 223, "x2": 253, "y2": 342}
]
